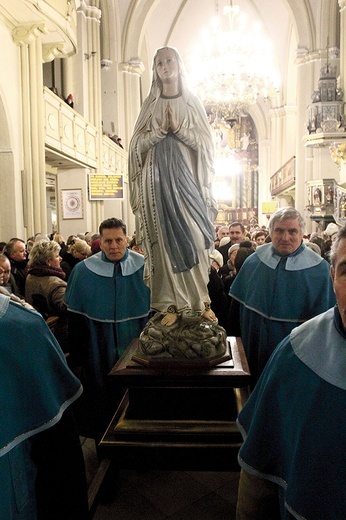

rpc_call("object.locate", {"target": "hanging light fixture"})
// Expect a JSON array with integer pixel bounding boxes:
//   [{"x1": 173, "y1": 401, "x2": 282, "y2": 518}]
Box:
[{"x1": 188, "y1": 1, "x2": 280, "y2": 118}]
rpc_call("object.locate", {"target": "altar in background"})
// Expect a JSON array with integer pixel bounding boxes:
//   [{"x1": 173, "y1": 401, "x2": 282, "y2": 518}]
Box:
[{"x1": 210, "y1": 112, "x2": 259, "y2": 226}]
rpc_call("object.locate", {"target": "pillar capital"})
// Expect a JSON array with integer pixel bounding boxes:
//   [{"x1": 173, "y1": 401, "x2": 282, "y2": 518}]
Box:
[
  {"x1": 13, "y1": 23, "x2": 48, "y2": 46},
  {"x1": 120, "y1": 58, "x2": 145, "y2": 76},
  {"x1": 43, "y1": 43, "x2": 68, "y2": 63},
  {"x1": 294, "y1": 47, "x2": 340, "y2": 66},
  {"x1": 339, "y1": 0, "x2": 346, "y2": 11},
  {"x1": 78, "y1": 0, "x2": 101, "y2": 21}
]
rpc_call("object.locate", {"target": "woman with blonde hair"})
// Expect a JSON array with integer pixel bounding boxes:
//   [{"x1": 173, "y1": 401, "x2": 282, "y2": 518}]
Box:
[
  {"x1": 53, "y1": 232, "x2": 67, "y2": 256},
  {"x1": 61, "y1": 238, "x2": 91, "y2": 280},
  {"x1": 25, "y1": 240, "x2": 68, "y2": 351}
]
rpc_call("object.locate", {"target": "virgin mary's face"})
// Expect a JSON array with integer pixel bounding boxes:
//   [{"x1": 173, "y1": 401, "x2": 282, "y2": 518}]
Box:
[{"x1": 155, "y1": 49, "x2": 179, "y2": 85}]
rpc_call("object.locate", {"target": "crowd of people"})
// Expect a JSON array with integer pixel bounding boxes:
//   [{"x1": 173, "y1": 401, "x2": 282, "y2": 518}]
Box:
[
  {"x1": 0, "y1": 216, "x2": 340, "y2": 378},
  {"x1": 206, "y1": 215, "x2": 336, "y2": 340},
  {"x1": 0, "y1": 221, "x2": 151, "y2": 518},
  {"x1": 210, "y1": 210, "x2": 345, "y2": 519},
  {"x1": 1, "y1": 208, "x2": 344, "y2": 519},
  {"x1": 1, "y1": 41, "x2": 344, "y2": 520},
  {"x1": 4, "y1": 210, "x2": 335, "y2": 371},
  {"x1": 233, "y1": 218, "x2": 346, "y2": 520}
]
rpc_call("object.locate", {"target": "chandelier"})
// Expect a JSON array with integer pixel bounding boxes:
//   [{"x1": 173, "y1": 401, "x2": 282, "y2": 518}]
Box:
[{"x1": 188, "y1": 1, "x2": 280, "y2": 117}]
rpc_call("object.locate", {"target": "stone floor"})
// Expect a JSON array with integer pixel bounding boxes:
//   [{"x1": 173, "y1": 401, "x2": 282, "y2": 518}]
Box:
[{"x1": 81, "y1": 437, "x2": 240, "y2": 519}]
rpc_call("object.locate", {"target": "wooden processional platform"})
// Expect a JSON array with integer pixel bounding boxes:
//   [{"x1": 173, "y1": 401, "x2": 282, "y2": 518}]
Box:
[{"x1": 99, "y1": 336, "x2": 251, "y2": 472}]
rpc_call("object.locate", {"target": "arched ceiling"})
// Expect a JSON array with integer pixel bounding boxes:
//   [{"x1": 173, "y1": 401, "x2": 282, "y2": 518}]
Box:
[
  {"x1": 117, "y1": 0, "x2": 309, "y2": 138},
  {"x1": 120, "y1": 0, "x2": 309, "y2": 83},
  {"x1": 111, "y1": 0, "x2": 339, "y2": 142}
]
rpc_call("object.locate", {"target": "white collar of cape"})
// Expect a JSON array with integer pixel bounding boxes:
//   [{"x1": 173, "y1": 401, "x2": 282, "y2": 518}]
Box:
[
  {"x1": 256, "y1": 242, "x2": 324, "y2": 270},
  {"x1": 291, "y1": 307, "x2": 346, "y2": 391},
  {"x1": 83, "y1": 249, "x2": 145, "y2": 277}
]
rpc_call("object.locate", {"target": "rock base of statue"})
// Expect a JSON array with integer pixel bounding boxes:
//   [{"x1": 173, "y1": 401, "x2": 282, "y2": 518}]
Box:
[{"x1": 134, "y1": 311, "x2": 229, "y2": 367}]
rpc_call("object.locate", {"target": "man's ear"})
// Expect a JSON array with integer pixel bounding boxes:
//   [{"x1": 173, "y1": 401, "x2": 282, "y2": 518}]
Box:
[{"x1": 330, "y1": 265, "x2": 335, "y2": 289}]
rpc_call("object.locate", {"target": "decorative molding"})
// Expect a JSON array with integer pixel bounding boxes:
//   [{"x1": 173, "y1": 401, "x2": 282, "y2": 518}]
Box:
[
  {"x1": 339, "y1": 0, "x2": 346, "y2": 11},
  {"x1": 44, "y1": 86, "x2": 99, "y2": 169},
  {"x1": 13, "y1": 22, "x2": 48, "y2": 45},
  {"x1": 102, "y1": 135, "x2": 128, "y2": 180},
  {"x1": 77, "y1": 0, "x2": 102, "y2": 21},
  {"x1": 43, "y1": 43, "x2": 67, "y2": 63},
  {"x1": 270, "y1": 156, "x2": 296, "y2": 196},
  {"x1": 119, "y1": 58, "x2": 145, "y2": 76},
  {"x1": 101, "y1": 59, "x2": 112, "y2": 70},
  {"x1": 305, "y1": 61, "x2": 345, "y2": 140},
  {"x1": 295, "y1": 47, "x2": 340, "y2": 65},
  {"x1": 330, "y1": 142, "x2": 346, "y2": 167}
]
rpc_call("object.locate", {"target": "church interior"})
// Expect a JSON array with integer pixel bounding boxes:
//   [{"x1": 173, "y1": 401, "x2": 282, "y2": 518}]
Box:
[
  {"x1": 1, "y1": 1, "x2": 345, "y2": 518},
  {"x1": 1, "y1": 0, "x2": 346, "y2": 242}
]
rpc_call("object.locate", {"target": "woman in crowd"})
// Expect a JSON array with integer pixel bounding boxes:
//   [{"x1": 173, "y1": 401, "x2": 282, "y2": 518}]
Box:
[
  {"x1": 25, "y1": 240, "x2": 68, "y2": 352},
  {"x1": 219, "y1": 243, "x2": 240, "y2": 295},
  {"x1": 53, "y1": 232, "x2": 68, "y2": 256},
  {"x1": 129, "y1": 46, "x2": 217, "y2": 326},
  {"x1": 208, "y1": 249, "x2": 228, "y2": 328},
  {"x1": 60, "y1": 238, "x2": 91, "y2": 280}
]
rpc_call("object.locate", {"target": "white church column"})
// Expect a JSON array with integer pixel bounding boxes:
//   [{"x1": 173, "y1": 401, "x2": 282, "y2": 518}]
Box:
[
  {"x1": 61, "y1": 55, "x2": 74, "y2": 102},
  {"x1": 339, "y1": 0, "x2": 346, "y2": 95},
  {"x1": 258, "y1": 139, "x2": 271, "y2": 226},
  {"x1": 294, "y1": 51, "x2": 316, "y2": 217},
  {"x1": 13, "y1": 23, "x2": 48, "y2": 236},
  {"x1": 120, "y1": 59, "x2": 144, "y2": 232},
  {"x1": 120, "y1": 59, "x2": 144, "y2": 145},
  {"x1": 73, "y1": 0, "x2": 104, "y2": 231}
]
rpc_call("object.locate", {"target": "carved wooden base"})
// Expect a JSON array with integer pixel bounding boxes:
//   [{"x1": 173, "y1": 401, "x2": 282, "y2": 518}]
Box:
[{"x1": 99, "y1": 337, "x2": 250, "y2": 472}]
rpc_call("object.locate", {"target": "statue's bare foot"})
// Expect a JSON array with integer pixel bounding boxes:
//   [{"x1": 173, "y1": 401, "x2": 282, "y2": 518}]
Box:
[
  {"x1": 202, "y1": 309, "x2": 218, "y2": 322},
  {"x1": 161, "y1": 313, "x2": 178, "y2": 326}
]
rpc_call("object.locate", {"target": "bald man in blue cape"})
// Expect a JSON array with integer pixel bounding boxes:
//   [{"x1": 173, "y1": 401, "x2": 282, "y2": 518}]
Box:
[{"x1": 64, "y1": 218, "x2": 150, "y2": 439}]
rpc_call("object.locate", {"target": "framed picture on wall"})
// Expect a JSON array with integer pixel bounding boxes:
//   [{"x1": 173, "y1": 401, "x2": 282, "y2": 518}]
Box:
[{"x1": 61, "y1": 189, "x2": 83, "y2": 219}]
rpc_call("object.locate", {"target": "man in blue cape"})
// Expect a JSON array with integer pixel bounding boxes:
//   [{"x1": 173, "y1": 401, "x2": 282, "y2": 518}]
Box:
[
  {"x1": 228, "y1": 207, "x2": 335, "y2": 384},
  {"x1": 65, "y1": 217, "x2": 150, "y2": 440},
  {"x1": 0, "y1": 292, "x2": 88, "y2": 519},
  {"x1": 236, "y1": 225, "x2": 346, "y2": 519}
]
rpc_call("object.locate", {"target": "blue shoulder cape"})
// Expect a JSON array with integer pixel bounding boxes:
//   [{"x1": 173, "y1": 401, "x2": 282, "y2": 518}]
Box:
[
  {"x1": 65, "y1": 249, "x2": 151, "y2": 369},
  {"x1": 237, "y1": 307, "x2": 346, "y2": 520},
  {"x1": 0, "y1": 294, "x2": 82, "y2": 457},
  {"x1": 0, "y1": 293, "x2": 82, "y2": 519},
  {"x1": 229, "y1": 243, "x2": 336, "y2": 380},
  {"x1": 230, "y1": 243, "x2": 334, "y2": 321},
  {"x1": 64, "y1": 249, "x2": 150, "y2": 323}
]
